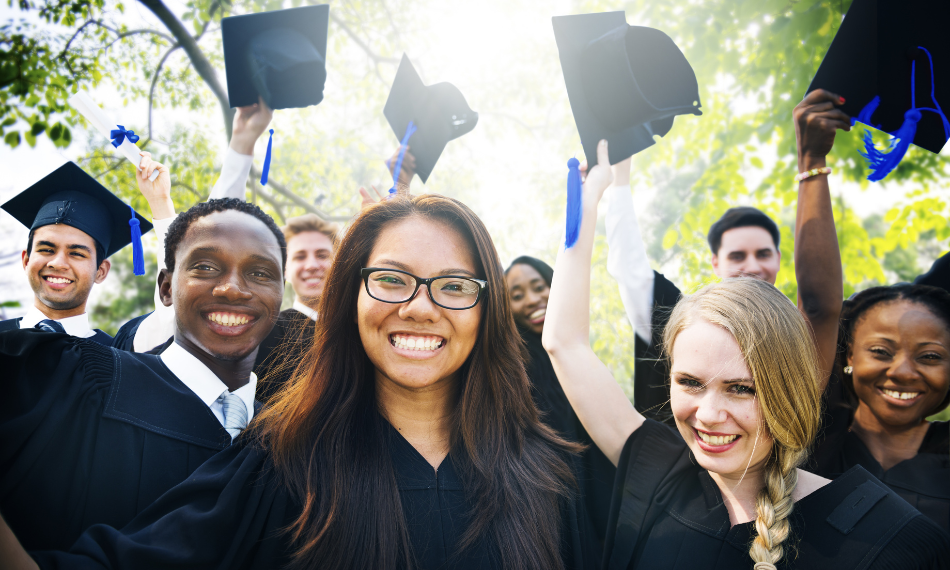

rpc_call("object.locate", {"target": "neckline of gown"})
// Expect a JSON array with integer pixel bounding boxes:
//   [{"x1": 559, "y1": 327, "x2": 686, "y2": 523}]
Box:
[{"x1": 383, "y1": 416, "x2": 463, "y2": 491}]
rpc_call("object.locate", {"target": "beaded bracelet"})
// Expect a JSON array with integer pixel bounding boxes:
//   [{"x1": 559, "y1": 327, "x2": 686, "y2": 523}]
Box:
[{"x1": 795, "y1": 167, "x2": 832, "y2": 182}]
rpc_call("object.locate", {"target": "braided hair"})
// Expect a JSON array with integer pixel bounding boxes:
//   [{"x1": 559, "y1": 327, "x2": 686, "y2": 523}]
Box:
[{"x1": 837, "y1": 283, "x2": 950, "y2": 416}]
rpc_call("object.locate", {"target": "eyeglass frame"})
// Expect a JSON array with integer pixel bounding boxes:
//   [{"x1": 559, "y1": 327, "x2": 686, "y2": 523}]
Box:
[{"x1": 360, "y1": 267, "x2": 488, "y2": 310}]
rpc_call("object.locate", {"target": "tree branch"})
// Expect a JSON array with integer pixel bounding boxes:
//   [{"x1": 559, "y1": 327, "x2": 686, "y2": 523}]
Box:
[
  {"x1": 329, "y1": 12, "x2": 400, "y2": 65},
  {"x1": 147, "y1": 44, "x2": 181, "y2": 142},
  {"x1": 136, "y1": 0, "x2": 234, "y2": 139},
  {"x1": 246, "y1": 178, "x2": 286, "y2": 223},
  {"x1": 248, "y1": 165, "x2": 352, "y2": 221}
]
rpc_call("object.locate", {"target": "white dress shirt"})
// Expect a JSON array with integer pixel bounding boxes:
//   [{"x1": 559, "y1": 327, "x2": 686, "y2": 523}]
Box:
[
  {"x1": 20, "y1": 305, "x2": 96, "y2": 338},
  {"x1": 292, "y1": 299, "x2": 319, "y2": 321},
  {"x1": 131, "y1": 149, "x2": 254, "y2": 352},
  {"x1": 604, "y1": 184, "x2": 657, "y2": 346},
  {"x1": 159, "y1": 341, "x2": 257, "y2": 427}
]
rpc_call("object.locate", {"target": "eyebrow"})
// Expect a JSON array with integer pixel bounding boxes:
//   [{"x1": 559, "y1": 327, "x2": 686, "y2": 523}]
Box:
[
  {"x1": 374, "y1": 259, "x2": 478, "y2": 278},
  {"x1": 37, "y1": 240, "x2": 92, "y2": 253},
  {"x1": 673, "y1": 371, "x2": 753, "y2": 384}
]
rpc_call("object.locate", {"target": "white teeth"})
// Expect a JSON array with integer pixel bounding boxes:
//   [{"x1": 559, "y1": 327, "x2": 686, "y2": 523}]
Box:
[
  {"x1": 207, "y1": 313, "x2": 250, "y2": 327},
  {"x1": 883, "y1": 389, "x2": 920, "y2": 400},
  {"x1": 529, "y1": 308, "x2": 546, "y2": 320},
  {"x1": 391, "y1": 334, "x2": 444, "y2": 351},
  {"x1": 46, "y1": 277, "x2": 72, "y2": 284},
  {"x1": 697, "y1": 431, "x2": 738, "y2": 446}
]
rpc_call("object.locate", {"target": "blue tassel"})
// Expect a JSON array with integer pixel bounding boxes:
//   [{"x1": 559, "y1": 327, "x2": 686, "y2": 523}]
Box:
[
  {"x1": 860, "y1": 108, "x2": 922, "y2": 182},
  {"x1": 564, "y1": 157, "x2": 582, "y2": 249},
  {"x1": 128, "y1": 205, "x2": 144, "y2": 276},
  {"x1": 389, "y1": 121, "x2": 417, "y2": 198},
  {"x1": 260, "y1": 129, "x2": 274, "y2": 185},
  {"x1": 853, "y1": 96, "x2": 881, "y2": 129}
]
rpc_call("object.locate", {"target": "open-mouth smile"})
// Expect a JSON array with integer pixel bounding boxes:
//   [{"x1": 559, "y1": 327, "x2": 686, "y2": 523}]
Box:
[
  {"x1": 42, "y1": 275, "x2": 74, "y2": 288},
  {"x1": 204, "y1": 311, "x2": 257, "y2": 336},
  {"x1": 389, "y1": 333, "x2": 446, "y2": 354},
  {"x1": 693, "y1": 428, "x2": 741, "y2": 453},
  {"x1": 879, "y1": 387, "x2": 923, "y2": 404},
  {"x1": 528, "y1": 307, "x2": 546, "y2": 325}
]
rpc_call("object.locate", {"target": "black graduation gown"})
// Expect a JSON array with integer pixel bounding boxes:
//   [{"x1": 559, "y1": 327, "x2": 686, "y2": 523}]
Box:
[
  {"x1": 33, "y1": 419, "x2": 595, "y2": 570},
  {"x1": 631, "y1": 271, "x2": 681, "y2": 423},
  {"x1": 602, "y1": 420, "x2": 950, "y2": 570},
  {"x1": 0, "y1": 316, "x2": 113, "y2": 346},
  {"x1": 809, "y1": 373, "x2": 950, "y2": 534},
  {"x1": 0, "y1": 329, "x2": 234, "y2": 552},
  {"x1": 915, "y1": 251, "x2": 950, "y2": 291},
  {"x1": 521, "y1": 327, "x2": 614, "y2": 547},
  {"x1": 253, "y1": 307, "x2": 315, "y2": 405},
  {"x1": 111, "y1": 312, "x2": 151, "y2": 351}
]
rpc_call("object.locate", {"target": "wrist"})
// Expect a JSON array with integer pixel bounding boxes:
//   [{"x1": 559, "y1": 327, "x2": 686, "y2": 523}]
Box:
[
  {"x1": 798, "y1": 154, "x2": 827, "y2": 171},
  {"x1": 148, "y1": 197, "x2": 176, "y2": 220},
  {"x1": 229, "y1": 136, "x2": 256, "y2": 156}
]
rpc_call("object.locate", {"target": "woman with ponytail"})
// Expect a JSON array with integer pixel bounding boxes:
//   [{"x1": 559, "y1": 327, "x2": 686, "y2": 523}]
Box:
[
  {"x1": 542, "y1": 139, "x2": 948, "y2": 569},
  {"x1": 0, "y1": 194, "x2": 595, "y2": 570}
]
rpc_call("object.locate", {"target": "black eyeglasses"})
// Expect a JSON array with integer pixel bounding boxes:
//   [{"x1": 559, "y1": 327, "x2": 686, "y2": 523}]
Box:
[{"x1": 360, "y1": 267, "x2": 487, "y2": 310}]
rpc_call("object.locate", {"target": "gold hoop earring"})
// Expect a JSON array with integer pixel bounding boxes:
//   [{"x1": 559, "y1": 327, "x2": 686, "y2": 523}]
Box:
[{"x1": 843, "y1": 365, "x2": 853, "y2": 375}]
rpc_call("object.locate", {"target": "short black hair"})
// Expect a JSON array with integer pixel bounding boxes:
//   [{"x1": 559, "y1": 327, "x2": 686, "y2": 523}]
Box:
[
  {"x1": 26, "y1": 228, "x2": 106, "y2": 268},
  {"x1": 505, "y1": 255, "x2": 554, "y2": 287},
  {"x1": 164, "y1": 198, "x2": 287, "y2": 272},
  {"x1": 838, "y1": 284, "x2": 950, "y2": 416},
  {"x1": 707, "y1": 207, "x2": 780, "y2": 255}
]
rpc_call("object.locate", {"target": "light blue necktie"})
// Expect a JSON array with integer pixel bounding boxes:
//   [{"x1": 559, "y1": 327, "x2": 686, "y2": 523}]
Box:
[{"x1": 219, "y1": 391, "x2": 248, "y2": 440}]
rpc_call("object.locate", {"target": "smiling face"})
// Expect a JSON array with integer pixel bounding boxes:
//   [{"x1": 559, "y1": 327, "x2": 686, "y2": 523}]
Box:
[
  {"x1": 670, "y1": 318, "x2": 773, "y2": 478},
  {"x1": 506, "y1": 263, "x2": 549, "y2": 335},
  {"x1": 711, "y1": 227, "x2": 780, "y2": 284},
  {"x1": 849, "y1": 300, "x2": 950, "y2": 427},
  {"x1": 286, "y1": 230, "x2": 334, "y2": 308},
  {"x1": 22, "y1": 224, "x2": 110, "y2": 316},
  {"x1": 358, "y1": 215, "x2": 483, "y2": 394},
  {"x1": 160, "y1": 210, "x2": 284, "y2": 362}
]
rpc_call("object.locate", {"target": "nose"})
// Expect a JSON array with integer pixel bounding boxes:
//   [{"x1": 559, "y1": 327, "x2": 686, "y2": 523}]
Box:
[
  {"x1": 398, "y1": 284, "x2": 441, "y2": 322},
  {"x1": 741, "y1": 258, "x2": 763, "y2": 276},
  {"x1": 693, "y1": 391, "x2": 729, "y2": 427},
  {"x1": 887, "y1": 352, "x2": 920, "y2": 384},
  {"x1": 46, "y1": 250, "x2": 70, "y2": 270},
  {"x1": 212, "y1": 270, "x2": 253, "y2": 301}
]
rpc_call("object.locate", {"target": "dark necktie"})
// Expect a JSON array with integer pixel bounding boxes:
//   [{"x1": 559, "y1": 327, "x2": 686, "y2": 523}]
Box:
[{"x1": 35, "y1": 319, "x2": 66, "y2": 334}]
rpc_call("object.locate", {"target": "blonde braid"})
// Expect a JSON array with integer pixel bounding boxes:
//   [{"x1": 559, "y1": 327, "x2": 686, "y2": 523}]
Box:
[{"x1": 749, "y1": 461, "x2": 798, "y2": 569}]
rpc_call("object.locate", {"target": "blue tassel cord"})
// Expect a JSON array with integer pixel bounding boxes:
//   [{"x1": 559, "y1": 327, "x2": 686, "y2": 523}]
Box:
[
  {"x1": 854, "y1": 47, "x2": 950, "y2": 182},
  {"x1": 389, "y1": 121, "x2": 417, "y2": 198},
  {"x1": 128, "y1": 205, "x2": 145, "y2": 276},
  {"x1": 260, "y1": 129, "x2": 274, "y2": 185},
  {"x1": 564, "y1": 158, "x2": 582, "y2": 249}
]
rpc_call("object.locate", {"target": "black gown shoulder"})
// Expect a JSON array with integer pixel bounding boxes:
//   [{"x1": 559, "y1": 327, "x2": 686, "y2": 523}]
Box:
[
  {"x1": 32, "y1": 418, "x2": 596, "y2": 570},
  {"x1": 632, "y1": 271, "x2": 681, "y2": 423},
  {"x1": 254, "y1": 308, "x2": 315, "y2": 405},
  {"x1": 810, "y1": 373, "x2": 950, "y2": 534},
  {"x1": 603, "y1": 420, "x2": 950, "y2": 570},
  {"x1": 0, "y1": 317, "x2": 113, "y2": 346},
  {"x1": 0, "y1": 329, "x2": 232, "y2": 551},
  {"x1": 111, "y1": 312, "x2": 152, "y2": 351}
]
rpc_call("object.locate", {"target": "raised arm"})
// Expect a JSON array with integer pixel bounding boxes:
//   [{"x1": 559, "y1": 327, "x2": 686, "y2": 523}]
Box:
[
  {"x1": 793, "y1": 89, "x2": 848, "y2": 387},
  {"x1": 542, "y1": 140, "x2": 645, "y2": 466},
  {"x1": 605, "y1": 157, "x2": 656, "y2": 345},
  {"x1": 210, "y1": 97, "x2": 273, "y2": 200}
]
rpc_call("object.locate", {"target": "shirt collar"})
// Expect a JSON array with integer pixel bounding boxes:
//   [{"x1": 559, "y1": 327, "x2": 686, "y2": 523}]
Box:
[
  {"x1": 293, "y1": 299, "x2": 319, "y2": 321},
  {"x1": 21, "y1": 305, "x2": 95, "y2": 338},
  {"x1": 160, "y1": 341, "x2": 257, "y2": 419}
]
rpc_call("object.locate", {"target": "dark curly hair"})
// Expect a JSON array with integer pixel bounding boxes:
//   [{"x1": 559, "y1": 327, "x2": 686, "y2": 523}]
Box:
[
  {"x1": 164, "y1": 198, "x2": 287, "y2": 272},
  {"x1": 837, "y1": 283, "x2": 950, "y2": 416}
]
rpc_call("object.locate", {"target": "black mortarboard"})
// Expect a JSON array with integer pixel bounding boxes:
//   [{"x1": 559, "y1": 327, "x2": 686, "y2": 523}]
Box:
[
  {"x1": 383, "y1": 54, "x2": 478, "y2": 184},
  {"x1": 222, "y1": 5, "x2": 329, "y2": 110},
  {"x1": 1, "y1": 162, "x2": 153, "y2": 268},
  {"x1": 553, "y1": 11, "x2": 702, "y2": 166},
  {"x1": 808, "y1": 0, "x2": 950, "y2": 156}
]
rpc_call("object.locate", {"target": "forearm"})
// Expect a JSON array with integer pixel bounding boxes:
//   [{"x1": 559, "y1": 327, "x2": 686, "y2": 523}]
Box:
[
  {"x1": 0, "y1": 514, "x2": 38, "y2": 570},
  {"x1": 209, "y1": 148, "x2": 254, "y2": 200}
]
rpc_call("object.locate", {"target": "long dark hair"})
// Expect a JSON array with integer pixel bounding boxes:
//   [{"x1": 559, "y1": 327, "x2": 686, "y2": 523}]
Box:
[
  {"x1": 253, "y1": 194, "x2": 579, "y2": 570},
  {"x1": 837, "y1": 283, "x2": 950, "y2": 415}
]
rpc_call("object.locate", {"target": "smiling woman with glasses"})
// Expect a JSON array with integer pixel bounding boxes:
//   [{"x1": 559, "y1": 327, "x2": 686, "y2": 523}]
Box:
[{"x1": 6, "y1": 193, "x2": 596, "y2": 570}]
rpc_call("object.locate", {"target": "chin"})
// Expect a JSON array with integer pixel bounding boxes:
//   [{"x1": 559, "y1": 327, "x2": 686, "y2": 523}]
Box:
[{"x1": 204, "y1": 345, "x2": 257, "y2": 362}]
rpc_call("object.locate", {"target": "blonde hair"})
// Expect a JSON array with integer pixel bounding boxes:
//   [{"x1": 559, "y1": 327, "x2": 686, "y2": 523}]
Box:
[
  {"x1": 662, "y1": 278, "x2": 822, "y2": 569},
  {"x1": 282, "y1": 213, "x2": 340, "y2": 249}
]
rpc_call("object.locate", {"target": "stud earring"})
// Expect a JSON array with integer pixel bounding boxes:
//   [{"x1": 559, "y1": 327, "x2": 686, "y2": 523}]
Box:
[{"x1": 843, "y1": 365, "x2": 853, "y2": 375}]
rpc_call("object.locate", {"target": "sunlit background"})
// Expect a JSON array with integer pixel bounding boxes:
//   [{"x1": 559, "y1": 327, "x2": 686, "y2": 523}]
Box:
[{"x1": 2, "y1": 0, "x2": 948, "y2": 399}]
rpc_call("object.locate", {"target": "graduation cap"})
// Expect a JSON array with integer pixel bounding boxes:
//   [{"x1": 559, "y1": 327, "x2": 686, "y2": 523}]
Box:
[
  {"x1": 383, "y1": 54, "x2": 478, "y2": 186},
  {"x1": 1, "y1": 162, "x2": 153, "y2": 274},
  {"x1": 552, "y1": 11, "x2": 702, "y2": 169},
  {"x1": 808, "y1": 0, "x2": 950, "y2": 181},
  {"x1": 552, "y1": 11, "x2": 701, "y2": 248},
  {"x1": 222, "y1": 5, "x2": 330, "y2": 186}
]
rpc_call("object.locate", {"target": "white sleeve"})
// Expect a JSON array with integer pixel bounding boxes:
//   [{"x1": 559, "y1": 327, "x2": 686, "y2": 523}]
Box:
[
  {"x1": 605, "y1": 184, "x2": 656, "y2": 346},
  {"x1": 132, "y1": 215, "x2": 177, "y2": 352},
  {"x1": 209, "y1": 148, "x2": 254, "y2": 200}
]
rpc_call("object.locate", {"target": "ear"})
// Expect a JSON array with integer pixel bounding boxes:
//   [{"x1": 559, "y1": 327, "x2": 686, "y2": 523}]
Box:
[
  {"x1": 710, "y1": 253, "x2": 723, "y2": 278},
  {"x1": 158, "y1": 268, "x2": 174, "y2": 307},
  {"x1": 21, "y1": 249, "x2": 29, "y2": 270},
  {"x1": 94, "y1": 259, "x2": 111, "y2": 284}
]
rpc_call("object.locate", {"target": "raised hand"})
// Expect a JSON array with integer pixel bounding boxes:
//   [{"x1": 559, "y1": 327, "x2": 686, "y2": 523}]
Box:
[
  {"x1": 137, "y1": 151, "x2": 174, "y2": 219},
  {"x1": 578, "y1": 139, "x2": 614, "y2": 209},
  {"x1": 795, "y1": 89, "x2": 850, "y2": 167},
  {"x1": 230, "y1": 96, "x2": 274, "y2": 156},
  {"x1": 385, "y1": 145, "x2": 416, "y2": 190},
  {"x1": 358, "y1": 185, "x2": 386, "y2": 210}
]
